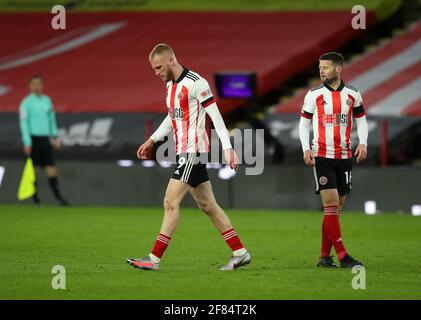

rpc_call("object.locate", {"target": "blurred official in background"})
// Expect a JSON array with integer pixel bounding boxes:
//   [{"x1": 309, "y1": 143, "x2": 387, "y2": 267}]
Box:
[{"x1": 19, "y1": 75, "x2": 70, "y2": 206}]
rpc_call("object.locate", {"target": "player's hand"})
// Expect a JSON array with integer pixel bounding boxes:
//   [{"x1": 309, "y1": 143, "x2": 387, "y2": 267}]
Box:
[
  {"x1": 23, "y1": 146, "x2": 32, "y2": 156},
  {"x1": 224, "y1": 148, "x2": 239, "y2": 171},
  {"x1": 354, "y1": 144, "x2": 367, "y2": 163},
  {"x1": 303, "y1": 150, "x2": 315, "y2": 167},
  {"x1": 51, "y1": 138, "x2": 61, "y2": 149},
  {"x1": 137, "y1": 138, "x2": 155, "y2": 159}
]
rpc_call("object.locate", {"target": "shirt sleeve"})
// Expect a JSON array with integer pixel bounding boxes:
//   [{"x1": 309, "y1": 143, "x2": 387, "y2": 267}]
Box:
[
  {"x1": 19, "y1": 98, "x2": 32, "y2": 147},
  {"x1": 299, "y1": 117, "x2": 312, "y2": 152},
  {"x1": 355, "y1": 116, "x2": 368, "y2": 146},
  {"x1": 194, "y1": 78, "x2": 216, "y2": 108},
  {"x1": 150, "y1": 115, "x2": 173, "y2": 142},
  {"x1": 353, "y1": 91, "x2": 366, "y2": 118},
  {"x1": 47, "y1": 97, "x2": 58, "y2": 138},
  {"x1": 300, "y1": 91, "x2": 315, "y2": 119},
  {"x1": 193, "y1": 79, "x2": 232, "y2": 150},
  {"x1": 205, "y1": 104, "x2": 232, "y2": 150}
]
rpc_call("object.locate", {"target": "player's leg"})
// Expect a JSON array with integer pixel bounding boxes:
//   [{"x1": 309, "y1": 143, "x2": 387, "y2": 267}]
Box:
[
  {"x1": 315, "y1": 158, "x2": 361, "y2": 268},
  {"x1": 127, "y1": 178, "x2": 190, "y2": 271},
  {"x1": 30, "y1": 137, "x2": 41, "y2": 205},
  {"x1": 339, "y1": 195, "x2": 347, "y2": 210},
  {"x1": 319, "y1": 187, "x2": 365, "y2": 268},
  {"x1": 32, "y1": 165, "x2": 41, "y2": 205},
  {"x1": 45, "y1": 165, "x2": 69, "y2": 205},
  {"x1": 319, "y1": 188, "x2": 346, "y2": 261},
  {"x1": 130, "y1": 154, "x2": 194, "y2": 270},
  {"x1": 43, "y1": 139, "x2": 69, "y2": 205},
  {"x1": 189, "y1": 181, "x2": 232, "y2": 233},
  {"x1": 160, "y1": 178, "x2": 191, "y2": 236},
  {"x1": 317, "y1": 158, "x2": 362, "y2": 268},
  {"x1": 319, "y1": 187, "x2": 342, "y2": 255},
  {"x1": 190, "y1": 181, "x2": 251, "y2": 271},
  {"x1": 334, "y1": 159, "x2": 363, "y2": 268},
  {"x1": 314, "y1": 157, "x2": 337, "y2": 267},
  {"x1": 338, "y1": 159, "x2": 351, "y2": 210}
]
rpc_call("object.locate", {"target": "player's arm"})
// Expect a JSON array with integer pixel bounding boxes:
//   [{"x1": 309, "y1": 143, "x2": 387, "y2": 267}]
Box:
[
  {"x1": 196, "y1": 79, "x2": 238, "y2": 171},
  {"x1": 299, "y1": 91, "x2": 315, "y2": 167},
  {"x1": 353, "y1": 92, "x2": 368, "y2": 163},
  {"x1": 206, "y1": 105, "x2": 239, "y2": 171},
  {"x1": 19, "y1": 99, "x2": 32, "y2": 155},
  {"x1": 137, "y1": 115, "x2": 172, "y2": 159}
]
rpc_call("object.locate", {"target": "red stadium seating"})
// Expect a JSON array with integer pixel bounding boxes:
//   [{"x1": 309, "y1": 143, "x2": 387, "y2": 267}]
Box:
[
  {"x1": 0, "y1": 11, "x2": 375, "y2": 114},
  {"x1": 275, "y1": 21, "x2": 421, "y2": 117}
]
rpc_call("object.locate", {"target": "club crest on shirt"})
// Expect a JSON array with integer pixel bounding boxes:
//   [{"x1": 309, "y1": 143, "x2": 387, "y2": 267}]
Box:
[
  {"x1": 319, "y1": 176, "x2": 328, "y2": 185},
  {"x1": 346, "y1": 98, "x2": 353, "y2": 106},
  {"x1": 178, "y1": 92, "x2": 184, "y2": 100}
]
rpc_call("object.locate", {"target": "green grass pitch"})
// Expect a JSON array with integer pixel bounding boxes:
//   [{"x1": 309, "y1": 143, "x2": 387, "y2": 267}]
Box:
[{"x1": 0, "y1": 204, "x2": 420, "y2": 300}]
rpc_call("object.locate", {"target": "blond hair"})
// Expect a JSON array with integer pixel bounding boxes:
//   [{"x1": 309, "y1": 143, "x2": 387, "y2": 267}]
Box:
[{"x1": 149, "y1": 43, "x2": 175, "y2": 60}]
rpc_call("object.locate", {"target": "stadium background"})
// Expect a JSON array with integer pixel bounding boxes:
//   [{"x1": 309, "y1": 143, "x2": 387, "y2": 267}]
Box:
[{"x1": 0, "y1": 0, "x2": 421, "y2": 300}]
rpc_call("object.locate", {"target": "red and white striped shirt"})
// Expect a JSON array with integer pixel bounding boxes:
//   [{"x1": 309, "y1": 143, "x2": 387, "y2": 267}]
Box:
[
  {"x1": 300, "y1": 81, "x2": 366, "y2": 159},
  {"x1": 165, "y1": 68, "x2": 216, "y2": 154}
]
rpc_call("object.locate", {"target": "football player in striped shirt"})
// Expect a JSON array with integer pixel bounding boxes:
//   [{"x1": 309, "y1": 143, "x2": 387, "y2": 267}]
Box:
[
  {"x1": 299, "y1": 52, "x2": 368, "y2": 268},
  {"x1": 127, "y1": 44, "x2": 251, "y2": 271}
]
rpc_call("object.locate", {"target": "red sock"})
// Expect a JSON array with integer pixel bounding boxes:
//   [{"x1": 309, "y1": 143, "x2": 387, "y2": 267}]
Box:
[
  {"x1": 321, "y1": 217, "x2": 332, "y2": 257},
  {"x1": 323, "y1": 206, "x2": 347, "y2": 261},
  {"x1": 151, "y1": 233, "x2": 171, "y2": 258},
  {"x1": 221, "y1": 228, "x2": 244, "y2": 251}
]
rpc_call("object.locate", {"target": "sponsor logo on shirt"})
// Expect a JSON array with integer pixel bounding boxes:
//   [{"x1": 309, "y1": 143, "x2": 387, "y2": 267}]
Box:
[
  {"x1": 169, "y1": 107, "x2": 184, "y2": 120},
  {"x1": 322, "y1": 114, "x2": 349, "y2": 126}
]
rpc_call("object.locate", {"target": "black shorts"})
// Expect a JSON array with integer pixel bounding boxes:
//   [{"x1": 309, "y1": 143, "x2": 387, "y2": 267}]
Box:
[
  {"x1": 172, "y1": 153, "x2": 209, "y2": 188},
  {"x1": 31, "y1": 136, "x2": 55, "y2": 167},
  {"x1": 313, "y1": 157, "x2": 352, "y2": 196}
]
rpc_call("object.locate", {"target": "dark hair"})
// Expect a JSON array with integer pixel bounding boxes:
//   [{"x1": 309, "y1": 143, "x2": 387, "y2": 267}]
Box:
[
  {"x1": 319, "y1": 52, "x2": 344, "y2": 66},
  {"x1": 29, "y1": 74, "x2": 43, "y2": 82}
]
